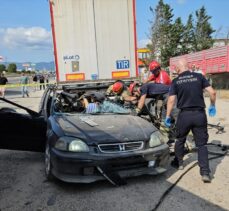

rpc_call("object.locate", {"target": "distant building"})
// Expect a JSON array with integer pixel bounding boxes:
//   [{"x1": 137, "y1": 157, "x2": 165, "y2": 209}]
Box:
[{"x1": 213, "y1": 38, "x2": 229, "y2": 47}]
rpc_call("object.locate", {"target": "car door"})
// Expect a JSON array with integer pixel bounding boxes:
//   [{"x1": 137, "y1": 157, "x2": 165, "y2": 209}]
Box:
[{"x1": 0, "y1": 97, "x2": 46, "y2": 152}]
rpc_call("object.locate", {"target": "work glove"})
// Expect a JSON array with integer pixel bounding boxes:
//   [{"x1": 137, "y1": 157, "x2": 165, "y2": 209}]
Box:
[
  {"x1": 114, "y1": 95, "x2": 124, "y2": 103},
  {"x1": 131, "y1": 107, "x2": 141, "y2": 116},
  {"x1": 208, "y1": 105, "x2": 216, "y2": 117},
  {"x1": 164, "y1": 116, "x2": 171, "y2": 127}
]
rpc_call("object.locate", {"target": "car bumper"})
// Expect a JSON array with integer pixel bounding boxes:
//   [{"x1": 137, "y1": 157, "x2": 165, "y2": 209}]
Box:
[{"x1": 50, "y1": 144, "x2": 170, "y2": 183}]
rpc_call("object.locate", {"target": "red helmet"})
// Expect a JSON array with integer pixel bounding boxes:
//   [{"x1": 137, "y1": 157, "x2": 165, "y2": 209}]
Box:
[
  {"x1": 112, "y1": 82, "x2": 124, "y2": 93},
  {"x1": 129, "y1": 82, "x2": 139, "y2": 95},
  {"x1": 149, "y1": 61, "x2": 160, "y2": 72}
]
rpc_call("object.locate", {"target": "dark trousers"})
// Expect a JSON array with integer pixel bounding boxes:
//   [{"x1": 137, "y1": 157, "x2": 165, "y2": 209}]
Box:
[
  {"x1": 175, "y1": 109, "x2": 210, "y2": 175},
  {"x1": 40, "y1": 82, "x2": 45, "y2": 90}
]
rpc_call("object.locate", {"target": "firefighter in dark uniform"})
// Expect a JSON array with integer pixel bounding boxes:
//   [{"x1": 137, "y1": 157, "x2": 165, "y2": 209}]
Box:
[
  {"x1": 165, "y1": 58, "x2": 216, "y2": 183},
  {"x1": 129, "y1": 82, "x2": 170, "y2": 114}
]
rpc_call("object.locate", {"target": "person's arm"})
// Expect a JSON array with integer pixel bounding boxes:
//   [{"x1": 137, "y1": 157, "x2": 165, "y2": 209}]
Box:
[
  {"x1": 166, "y1": 95, "x2": 176, "y2": 117},
  {"x1": 205, "y1": 86, "x2": 216, "y2": 117},
  {"x1": 136, "y1": 84, "x2": 148, "y2": 110},
  {"x1": 83, "y1": 98, "x2": 89, "y2": 108},
  {"x1": 164, "y1": 79, "x2": 177, "y2": 127},
  {"x1": 205, "y1": 86, "x2": 216, "y2": 106},
  {"x1": 137, "y1": 94, "x2": 146, "y2": 110},
  {"x1": 123, "y1": 95, "x2": 137, "y2": 102},
  {"x1": 201, "y1": 75, "x2": 216, "y2": 106},
  {"x1": 106, "y1": 85, "x2": 113, "y2": 95},
  {"x1": 144, "y1": 74, "x2": 155, "y2": 84}
]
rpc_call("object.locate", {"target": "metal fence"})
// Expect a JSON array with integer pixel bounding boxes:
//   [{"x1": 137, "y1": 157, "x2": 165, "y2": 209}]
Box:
[{"x1": 206, "y1": 73, "x2": 229, "y2": 89}]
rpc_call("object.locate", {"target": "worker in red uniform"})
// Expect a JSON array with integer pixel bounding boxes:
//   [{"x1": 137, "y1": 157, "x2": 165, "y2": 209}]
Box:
[
  {"x1": 145, "y1": 61, "x2": 171, "y2": 85},
  {"x1": 106, "y1": 81, "x2": 137, "y2": 102}
]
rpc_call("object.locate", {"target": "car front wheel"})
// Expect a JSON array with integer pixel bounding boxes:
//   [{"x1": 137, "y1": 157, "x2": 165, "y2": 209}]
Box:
[{"x1": 45, "y1": 143, "x2": 54, "y2": 181}]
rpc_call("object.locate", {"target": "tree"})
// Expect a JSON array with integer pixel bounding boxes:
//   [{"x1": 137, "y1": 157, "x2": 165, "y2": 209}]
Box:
[
  {"x1": 7, "y1": 63, "x2": 17, "y2": 73},
  {"x1": 148, "y1": 0, "x2": 174, "y2": 67},
  {"x1": 170, "y1": 17, "x2": 185, "y2": 56},
  {"x1": 148, "y1": 2, "x2": 215, "y2": 66},
  {"x1": 0, "y1": 64, "x2": 6, "y2": 73},
  {"x1": 194, "y1": 6, "x2": 215, "y2": 51},
  {"x1": 182, "y1": 14, "x2": 195, "y2": 54}
]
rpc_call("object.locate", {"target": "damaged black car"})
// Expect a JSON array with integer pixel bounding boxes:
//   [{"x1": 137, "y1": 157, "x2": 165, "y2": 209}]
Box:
[{"x1": 0, "y1": 82, "x2": 170, "y2": 185}]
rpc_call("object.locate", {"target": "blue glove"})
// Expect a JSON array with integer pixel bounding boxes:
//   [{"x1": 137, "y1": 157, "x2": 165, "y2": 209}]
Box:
[
  {"x1": 208, "y1": 105, "x2": 216, "y2": 117},
  {"x1": 164, "y1": 117, "x2": 171, "y2": 127}
]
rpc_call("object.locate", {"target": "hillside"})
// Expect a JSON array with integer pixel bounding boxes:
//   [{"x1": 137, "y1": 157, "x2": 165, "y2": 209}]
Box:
[{"x1": 1, "y1": 61, "x2": 55, "y2": 71}]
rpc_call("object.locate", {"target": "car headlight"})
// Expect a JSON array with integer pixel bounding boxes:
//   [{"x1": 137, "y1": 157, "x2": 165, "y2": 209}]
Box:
[
  {"x1": 69, "y1": 140, "x2": 89, "y2": 152},
  {"x1": 55, "y1": 138, "x2": 68, "y2": 151},
  {"x1": 149, "y1": 131, "x2": 165, "y2": 148},
  {"x1": 55, "y1": 137, "x2": 89, "y2": 152}
]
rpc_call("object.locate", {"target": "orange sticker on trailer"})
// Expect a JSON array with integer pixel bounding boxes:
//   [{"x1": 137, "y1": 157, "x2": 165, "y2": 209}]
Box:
[
  {"x1": 112, "y1": 71, "x2": 130, "y2": 79},
  {"x1": 66, "y1": 73, "x2": 85, "y2": 81}
]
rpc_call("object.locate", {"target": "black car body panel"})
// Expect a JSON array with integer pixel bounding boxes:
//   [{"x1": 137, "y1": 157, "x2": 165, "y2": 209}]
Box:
[
  {"x1": 50, "y1": 144, "x2": 169, "y2": 183},
  {"x1": 54, "y1": 114, "x2": 156, "y2": 144},
  {"x1": 0, "y1": 100, "x2": 46, "y2": 152}
]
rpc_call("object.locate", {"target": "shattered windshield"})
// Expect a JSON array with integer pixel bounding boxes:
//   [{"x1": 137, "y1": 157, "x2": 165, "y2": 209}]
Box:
[{"x1": 88, "y1": 100, "x2": 130, "y2": 114}]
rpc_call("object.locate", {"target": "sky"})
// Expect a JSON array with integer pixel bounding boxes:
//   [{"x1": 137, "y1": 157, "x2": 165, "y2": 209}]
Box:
[{"x1": 0, "y1": 0, "x2": 229, "y2": 63}]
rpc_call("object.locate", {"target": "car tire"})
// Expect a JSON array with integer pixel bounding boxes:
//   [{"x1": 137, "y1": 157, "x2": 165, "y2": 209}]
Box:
[{"x1": 45, "y1": 143, "x2": 54, "y2": 181}]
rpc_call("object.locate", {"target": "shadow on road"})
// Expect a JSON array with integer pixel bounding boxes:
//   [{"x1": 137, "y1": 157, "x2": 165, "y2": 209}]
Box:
[
  {"x1": 46, "y1": 147, "x2": 227, "y2": 211},
  {"x1": 0, "y1": 146, "x2": 227, "y2": 211},
  {"x1": 5, "y1": 89, "x2": 21, "y2": 96}
]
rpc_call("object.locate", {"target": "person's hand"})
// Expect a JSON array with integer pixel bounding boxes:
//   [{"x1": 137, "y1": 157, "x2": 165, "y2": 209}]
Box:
[
  {"x1": 114, "y1": 95, "x2": 124, "y2": 102},
  {"x1": 131, "y1": 108, "x2": 141, "y2": 116},
  {"x1": 208, "y1": 105, "x2": 216, "y2": 117},
  {"x1": 164, "y1": 116, "x2": 171, "y2": 127}
]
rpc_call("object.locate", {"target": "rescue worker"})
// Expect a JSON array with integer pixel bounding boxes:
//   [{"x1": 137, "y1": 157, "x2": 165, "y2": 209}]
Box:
[
  {"x1": 106, "y1": 81, "x2": 137, "y2": 103},
  {"x1": 165, "y1": 58, "x2": 216, "y2": 183},
  {"x1": 145, "y1": 60, "x2": 171, "y2": 85},
  {"x1": 129, "y1": 82, "x2": 170, "y2": 114},
  {"x1": 0, "y1": 72, "x2": 8, "y2": 98}
]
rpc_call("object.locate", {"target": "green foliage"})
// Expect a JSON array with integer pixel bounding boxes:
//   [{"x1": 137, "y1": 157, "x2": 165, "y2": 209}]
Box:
[
  {"x1": 148, "y1": 0, "x2": 174, "y2": 67},
  {"x1": 170, "y1": 17, "x2": 185, "y2": 56},
  {"x1": 0, "y1": 64, "x2": 7, "y2": 73},
  {"x1": 194, "y1": 6, "x2": 215, "y2": 51},
  {"x1": 148, "y1": 1, "x2": 215, "y2": 67},
  {"x1": 182, "y1": 14, "x2": 195, "y2": 54},
  {"x1": 7, "y1": 63, "x2": 17, "y2": 73}
]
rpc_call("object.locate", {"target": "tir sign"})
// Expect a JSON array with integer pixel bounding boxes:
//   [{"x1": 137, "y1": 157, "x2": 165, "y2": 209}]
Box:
[{"x1": 116, "y1": 60, "x2": 130, "y2": 69}]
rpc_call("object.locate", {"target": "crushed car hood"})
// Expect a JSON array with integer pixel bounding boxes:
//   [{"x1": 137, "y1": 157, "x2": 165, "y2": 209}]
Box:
[{"x1": 55, "y1": 114, "x2": 156, "y2": 144}]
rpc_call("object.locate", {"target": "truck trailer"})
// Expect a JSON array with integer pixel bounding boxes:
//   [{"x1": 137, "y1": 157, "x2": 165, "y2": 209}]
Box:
[
  {"x1": 169, "y1": 46, "x2": 229, "y2": 75},
  {"x1": 49, "y1": 0, "x2": 138, "y2": 82}
]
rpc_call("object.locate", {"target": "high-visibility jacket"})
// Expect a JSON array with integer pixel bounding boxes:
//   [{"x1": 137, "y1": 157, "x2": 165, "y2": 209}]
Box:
[{"x1": 148, "y1": 70, "x2": 171, "y2": 85}]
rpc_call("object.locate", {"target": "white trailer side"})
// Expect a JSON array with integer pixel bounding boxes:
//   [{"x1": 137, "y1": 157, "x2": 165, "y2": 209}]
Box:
[{"x1": 50, "y1": 0, "x2": 137, "y2": 82}]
